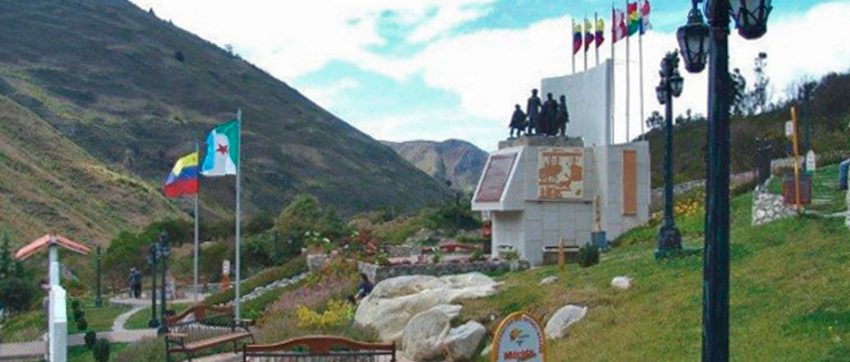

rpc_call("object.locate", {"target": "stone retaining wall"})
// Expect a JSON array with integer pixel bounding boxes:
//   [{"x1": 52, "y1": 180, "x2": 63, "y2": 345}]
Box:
[
  {"x1": 752, "y1": 178, "x2": 798, "y2": 226},
  {"x1": 358, "y1": 260, "x2": 530, "y2": 283}
]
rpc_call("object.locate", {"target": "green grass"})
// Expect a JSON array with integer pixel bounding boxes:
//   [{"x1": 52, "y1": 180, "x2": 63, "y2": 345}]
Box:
[
  {"x1": 68, "y1": 342, "x2": 128, "y2": 362},
  {"x1": 1, "y1": 297, "x2": 129, "y2": 342},
  {"x1": 458, "y1": 183, "x2": 850, "y2": 361},
  {"x1": 123, "y1": 303, "x2": 189, "y2": 330},
  {"x1": 768, "y1": 164, "x2": 844, "y2": 214}
]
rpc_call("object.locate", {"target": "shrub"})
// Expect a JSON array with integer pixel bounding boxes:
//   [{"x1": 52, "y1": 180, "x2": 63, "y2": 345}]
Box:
[
  {"x1": 469, "y1": 248, "x2": 485, "y2": 262},
  {"x1": 577, "y1": 243, "x2": 600, "y2": 268},
  {"x1": 173, "y1": 50, "x2": 185, "y2": 62},
  {"x1": 70, "y1": 299, "x2": 81, "y2": 311},
  {"x1": 75, "y1": 316, "x2": 88, "y2": 331},
  {"x1": 295, "y1": 300, "x2": 354, "y2": 330},
  {"x1": 92, "y1": 338, "x2": 111, "y2": 362},
  {"x1": 84, "y1": 331, "x2": 97, "y2": 349},
  {"x1": 72, "y1": 308, "x2": 84, "y2": 322},
  {"x1": 0, "y1": 277, "x2": 37, "y2": 312}
]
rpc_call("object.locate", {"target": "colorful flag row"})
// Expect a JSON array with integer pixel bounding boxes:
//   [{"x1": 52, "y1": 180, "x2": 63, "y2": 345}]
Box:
[
  {"x1": 613, "y1": 0, "x2": 651, "y2": 45},
  {"x1": 572, "y1": 16, "x2": 606, "y2": 55}
]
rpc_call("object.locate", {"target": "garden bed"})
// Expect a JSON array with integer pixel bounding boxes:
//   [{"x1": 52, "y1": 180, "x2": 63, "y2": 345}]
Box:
[{"x1": 358, "y1": 259, "x2": 530, "y2": 283}]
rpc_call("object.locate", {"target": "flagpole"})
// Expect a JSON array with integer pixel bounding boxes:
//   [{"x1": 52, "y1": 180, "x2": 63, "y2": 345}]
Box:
[
  {"x1": 234, "y1": 108, "x2": 242, "y2": 320},
  {"x1": 625, "y1": 0, "x2": 631, "y2": 143},
  {"x1": 572, "y1": 19, "x2": 576, "y2": 74},
  {"x1": 584, "y1": 17, "x2": 588, "y2": 72},
  {"x1": 610, "y1": 6, "x2": 616, "y2": 145},
  {"x1": 193, "y1": 140, "x2": 200, "y2": 303},
  {"x1": 595, "y1": 12, "x2": 600, "y2": 67},
  {"x1": 638, "y1": 7, "x2": 645, "y2": 141}
]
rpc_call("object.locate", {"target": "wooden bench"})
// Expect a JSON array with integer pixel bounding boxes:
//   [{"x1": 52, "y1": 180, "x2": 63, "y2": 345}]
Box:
[
  {"x1": 164, "y1": 304, "x2": 255, "y2": 362},
  {"x1": 242, "y1": 335, "x2": 396, "y2": 361}
]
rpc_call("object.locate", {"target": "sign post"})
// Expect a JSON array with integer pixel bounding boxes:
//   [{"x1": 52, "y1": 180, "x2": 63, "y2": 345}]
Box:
[{"x1": 492, "y1": 312, "x2": 546, "y2": 362}]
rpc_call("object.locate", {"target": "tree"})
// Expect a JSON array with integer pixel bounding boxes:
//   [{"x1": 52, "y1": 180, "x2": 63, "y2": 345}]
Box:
[
  {"x1": 0, "y1": 231, "x2": 12, "y2": 277},
  {"x1": 752, "y1": 52, "x2": 770, "y2": 114},
  {"x1": 731, "y1": 68, "x2": 748, "y2": 116},
  {"x1": 646, "y1": 111, "x2": 664, "y2": 130}
]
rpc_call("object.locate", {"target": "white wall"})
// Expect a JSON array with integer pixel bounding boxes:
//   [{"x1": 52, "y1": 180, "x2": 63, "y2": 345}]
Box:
[{"x1": 541, "y1": 60, "x2": 613, "y2": 147}]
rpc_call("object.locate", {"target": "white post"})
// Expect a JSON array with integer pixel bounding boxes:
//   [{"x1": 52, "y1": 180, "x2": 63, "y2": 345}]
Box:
[
  {"x1": 234, "y1": 109, "x2": 242, "y2": 320},
  {"x1": 48, "y1": 286, "x2": 67, "y2": 362},
  {"x1": 48, "y1": 239, "x2": 59, "y2": 286},
  {"x1": 193, "y1": 140, "x2": 200, "y2": 303}
]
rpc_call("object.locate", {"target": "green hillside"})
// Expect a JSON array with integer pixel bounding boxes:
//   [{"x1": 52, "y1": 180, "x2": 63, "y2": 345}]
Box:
[
  {"x1": 644, "y1": 71, "x2": 850, "y2": 187},
  {"x1": 461, "y1": 164, "x2": 850, "y2": 360},
  {"x1": 0, "y1": 94, "x2": 180, "y2": 244},
  {"x1": 0, "y1": 0, "x2": 447, "y2": 241}
]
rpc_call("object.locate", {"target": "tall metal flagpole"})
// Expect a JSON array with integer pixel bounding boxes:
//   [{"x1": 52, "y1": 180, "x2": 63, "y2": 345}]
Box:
[
  {"x1": 610, "y1": 6, "x2": 616, "y2": 145},
  {"x1": 234, "y1": 109, "x2": 242, "y2": 320},
  {"x1": 595, "y1": 13, "x2": 600, "y2": 66},
  {"x1": 193, "y1": 140, "x2": 200, "y2": 303},
  {"x1": 583, "y1": 17, "x2": 588, "y2": 72},
  {"x1": 625, "y1": 0, "x2": 631, "y2": 143},
  {"x1": 572, "y1": 19, "x2": 576, "y2": 74},
  {"x1": 638, "y1": 2, "x2": 645, "y2": 140}
]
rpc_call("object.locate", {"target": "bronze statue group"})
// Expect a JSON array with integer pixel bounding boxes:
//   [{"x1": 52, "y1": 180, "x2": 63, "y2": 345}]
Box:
[{"x1": 509, "y1": 89, "x2": 569, "y2": 138}]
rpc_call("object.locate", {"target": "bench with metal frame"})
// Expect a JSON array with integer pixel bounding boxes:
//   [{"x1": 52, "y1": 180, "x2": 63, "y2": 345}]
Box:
[
  {"x1": 242, "y1": 335, "x2": 396, "y2": 361},
  {"x1": 164, "y1": 304, "x2": 255, "y2": 362}
]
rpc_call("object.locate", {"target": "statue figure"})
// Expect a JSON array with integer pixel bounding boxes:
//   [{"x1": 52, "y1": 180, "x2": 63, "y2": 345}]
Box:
[
  {"x1": 540, "y1": 93, "x2": 558, "y2": 136},
  {"x1": 509, "y1": 104, "x2": 526, "y2": 138},
  {"x1": 557, "y1": 95, "x2": 570, "y2": 137},
  {"x1": 525, "y1": 89, "x2": 542, "y2": 135}
]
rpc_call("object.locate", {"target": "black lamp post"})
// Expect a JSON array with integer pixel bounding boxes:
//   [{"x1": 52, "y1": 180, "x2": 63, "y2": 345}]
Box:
[
  {"x1": 655, "y1": 51, "x2": 685, "y2": 259},
  {"x1": 157, "y1": 231, "x2": 170, "y2": 335},
  {"x1": 147, "y1": 244, "x2": 159, "y2": 329},
  {"x1": 676, "y1": 0, "x2": 771, "y2": 360},
  {"x1": 95, "y1": 246, "x2": 102, "y2": 308}
]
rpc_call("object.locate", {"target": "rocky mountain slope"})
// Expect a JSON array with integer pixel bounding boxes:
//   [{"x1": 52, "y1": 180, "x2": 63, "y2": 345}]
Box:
[
  {"x1": 0, "y1": 0, "x2": 447, "y2": 242},
  {"x1": 383, "y1": 139, "x2": 487, "y2": 192}
]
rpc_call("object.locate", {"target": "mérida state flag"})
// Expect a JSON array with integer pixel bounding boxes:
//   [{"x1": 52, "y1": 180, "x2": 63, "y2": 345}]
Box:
[{"x1": 201, "y1": 119, "x2": 240, "y2": 177}]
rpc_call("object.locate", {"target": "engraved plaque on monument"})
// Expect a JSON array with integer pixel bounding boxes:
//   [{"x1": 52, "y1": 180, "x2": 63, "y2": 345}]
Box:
[
  {"x1": 537, "y1": 147, "x2": 584, "y2": 200},
  {"x1": 475, "y1": 153, "x2": 518, "y2": 202}
]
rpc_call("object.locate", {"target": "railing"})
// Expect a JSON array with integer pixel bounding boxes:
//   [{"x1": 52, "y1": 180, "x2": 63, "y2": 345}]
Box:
[{"x1": 243, "y1": 336, "x2": 396, "y2": 362}]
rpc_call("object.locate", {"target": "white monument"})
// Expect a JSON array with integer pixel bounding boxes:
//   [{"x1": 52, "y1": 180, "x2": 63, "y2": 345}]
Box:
[{"x1": 472, "y1": 62, "x2": 651, "y2": 265}]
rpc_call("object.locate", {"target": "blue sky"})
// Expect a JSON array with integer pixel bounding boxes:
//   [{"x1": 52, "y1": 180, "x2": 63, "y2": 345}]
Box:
[{"x1": 133, "y1": 0, "x2": 847, "y2": 151}]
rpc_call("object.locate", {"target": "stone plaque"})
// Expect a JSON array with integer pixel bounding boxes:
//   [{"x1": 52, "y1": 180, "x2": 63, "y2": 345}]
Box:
[
  {"x1": 537, "y1": 147, "x2": 584, "y2": 200},
  {"x1": 475, "y1": 153, "x2": 518, "y2": 202}
]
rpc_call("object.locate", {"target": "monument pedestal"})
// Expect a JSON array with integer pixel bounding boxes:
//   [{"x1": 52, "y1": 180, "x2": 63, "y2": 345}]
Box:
[{"x1": 472, "y1": 136, "x2": 651, "y2": 265}]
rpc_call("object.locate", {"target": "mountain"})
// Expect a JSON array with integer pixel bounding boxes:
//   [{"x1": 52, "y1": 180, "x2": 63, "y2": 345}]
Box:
[
  {"x1": 0, "y1": 0, "x2": 447, "y2": 242},
  {"x1": 383, "y1": 139, "x2": 488, "y2": 192}
]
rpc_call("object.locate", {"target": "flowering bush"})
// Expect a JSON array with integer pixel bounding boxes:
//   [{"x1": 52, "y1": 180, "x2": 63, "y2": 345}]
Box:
[
  {"x1": 304, "y1": 230, "x2": 332, "y2": 253},
  {"x1": 295, "y1": 300, "x2": 355, "y2": 330}
]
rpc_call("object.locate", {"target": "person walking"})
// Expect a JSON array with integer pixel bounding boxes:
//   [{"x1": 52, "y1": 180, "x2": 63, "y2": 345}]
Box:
[{"x1": 129, "y1": 267, "x2": 142, "y2": 298}]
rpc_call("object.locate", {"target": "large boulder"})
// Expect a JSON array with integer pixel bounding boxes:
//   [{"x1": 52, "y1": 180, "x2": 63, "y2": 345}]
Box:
[
  {"x1": 402, "y1": 306, "x2": 452, "y2": 361},
  {"x1": 545, "y1": 305, "x2": 588, "y2": 339},
  {"x1": 445, "y1": 321, "x2": 487, "y2": 361},
  {"x1": 355, "y1": 273, "x2": 499, "y2": 342}
]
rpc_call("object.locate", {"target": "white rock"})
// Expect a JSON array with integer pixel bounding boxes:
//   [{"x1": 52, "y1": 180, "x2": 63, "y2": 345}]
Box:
[
  {"x1": 539, "y1": 276, "x2": 559, "y2": 285},
  {"x1": 401, "y1": 307, "x2": 451, "y2": 361},
  {"x1": 355, "y1": 273, "x2": 500, "y2": 342},
  {"x1": 480, "y1": 343, "x2": 492, "y2": 358},
  {"x1": 545, "y1": 305, "x2": 588, "y2": 339},
  {"x1": 611, "y1": 276, "x2": 631, "y2": 290},
  {"x1": 445, "y1": 321, "x2": 487, "y2": 361}
]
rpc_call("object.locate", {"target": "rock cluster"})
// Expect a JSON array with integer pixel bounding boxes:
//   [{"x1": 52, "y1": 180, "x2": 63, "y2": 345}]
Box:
[
  {"x1": 231, "y1": 273, "x2": 308, "y2": 305},
  {"x1": 751, "y1": 181, "x2": 798, "y2": 226}
]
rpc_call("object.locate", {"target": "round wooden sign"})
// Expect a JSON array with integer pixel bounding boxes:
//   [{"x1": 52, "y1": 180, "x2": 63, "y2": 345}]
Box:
[{"x1": 491, "y1": 312, "x2": 546, "y2": 362}]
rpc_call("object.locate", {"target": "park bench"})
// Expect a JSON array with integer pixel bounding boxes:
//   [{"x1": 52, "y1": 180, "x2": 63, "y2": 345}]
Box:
[
  {"x1": 242, "y1": 335, "x2": 396, "y2": 361},
  {"x1": 164, "y1": 304, "x2": 255, "y2": 362}
]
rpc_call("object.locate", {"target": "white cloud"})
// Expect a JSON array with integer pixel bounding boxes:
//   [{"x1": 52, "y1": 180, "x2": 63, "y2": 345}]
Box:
[
  {"x1": 300, "y1": 78, "x2": 360, "y2": 109},
  {"x1": 132, "y1": 0, "x2": 850, "y2": 149}
]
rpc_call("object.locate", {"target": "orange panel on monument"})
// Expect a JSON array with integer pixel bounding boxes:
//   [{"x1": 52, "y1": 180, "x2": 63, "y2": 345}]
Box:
[
  {"x1": 537, "y1": 147, "x2": 584, "y2": 200},
  {"x1": 622, "y1": 150, "x2": 637, "y2": 215}
]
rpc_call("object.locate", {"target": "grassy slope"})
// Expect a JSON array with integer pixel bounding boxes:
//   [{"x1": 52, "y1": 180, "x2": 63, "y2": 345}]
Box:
[
  {"x1": 0, "y1": 95, "x2": 181, "y2": 245},
  {"x1": 462, "y1": 164, "x2": 850, "y2": 361}
]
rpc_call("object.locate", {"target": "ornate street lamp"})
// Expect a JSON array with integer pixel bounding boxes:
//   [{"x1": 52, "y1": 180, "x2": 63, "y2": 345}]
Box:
[
  {"x1": 655, "y1": 52, "x2": 684, "y2": 259},
  {"x1": 95, "y1": 246, "x2": 103, "y2": 308},
  {"x1": 157, "y1": 231, "x2": 170, "y2": 335},
  {"x1": 677, "y1": 1, "x2": 709, "y2": 73},
  {"x1": 676, "y1": 0, "x2": 771, "y2": 360}
]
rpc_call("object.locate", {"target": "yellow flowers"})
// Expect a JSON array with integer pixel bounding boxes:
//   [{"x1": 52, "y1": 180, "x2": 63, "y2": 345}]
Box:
[{"x1": 294, "y1": 300, "x2": 354, "y2": 330}]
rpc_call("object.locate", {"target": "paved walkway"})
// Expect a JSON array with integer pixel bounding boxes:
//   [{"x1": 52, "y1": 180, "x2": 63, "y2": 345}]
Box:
[{"x1": 0, "y1": 295, "x2": 205, "y2": 360}]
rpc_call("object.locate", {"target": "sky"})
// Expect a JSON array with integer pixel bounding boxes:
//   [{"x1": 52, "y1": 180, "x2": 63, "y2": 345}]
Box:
[{"x1": 130, "y1": 0, "x2": 850, "y2": 151}]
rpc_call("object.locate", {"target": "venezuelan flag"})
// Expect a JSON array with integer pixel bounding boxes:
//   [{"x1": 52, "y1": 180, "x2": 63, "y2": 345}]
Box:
[
  {"x1": 572, "y1": 22, "x2": 582, "y2": 55},
  {"x1": 163, "y1": 152, "x2": 199, "y2": 198}
]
